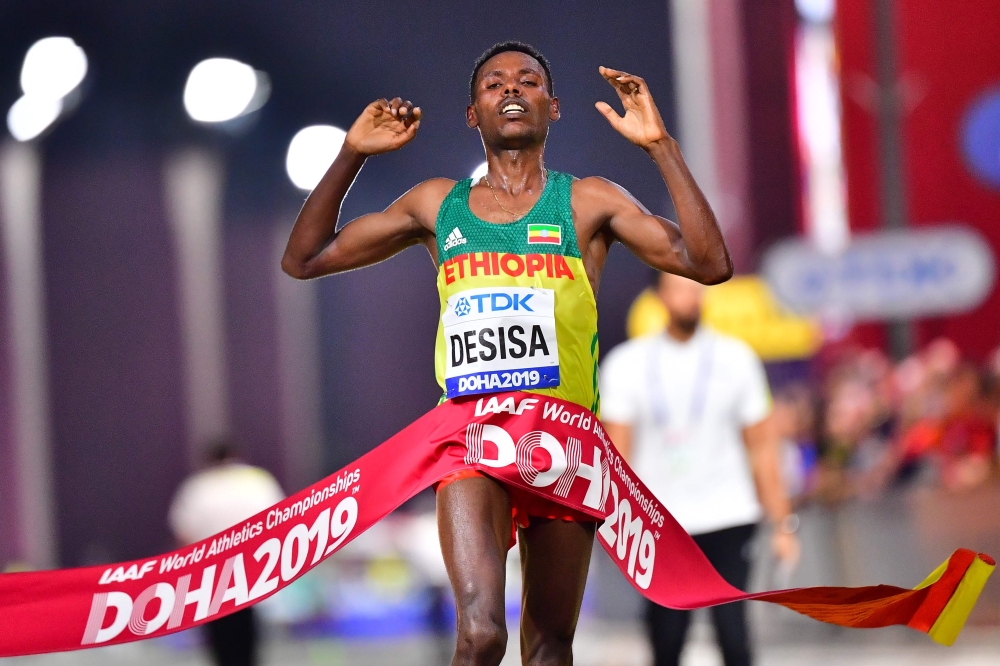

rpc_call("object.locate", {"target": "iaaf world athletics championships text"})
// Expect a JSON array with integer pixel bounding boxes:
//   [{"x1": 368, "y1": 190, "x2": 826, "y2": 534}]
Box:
[{"x1": 97, "y1": 468, "x2": 361, "y2": 586}]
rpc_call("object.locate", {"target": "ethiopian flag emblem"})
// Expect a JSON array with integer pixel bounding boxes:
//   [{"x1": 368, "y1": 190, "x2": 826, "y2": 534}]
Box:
[{"x1": 528, "y1": 223, "x2": 561, "y2": 245}]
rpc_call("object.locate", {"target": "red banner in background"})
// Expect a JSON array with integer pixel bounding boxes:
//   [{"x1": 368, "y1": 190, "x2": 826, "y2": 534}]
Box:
[
  {"x1": 0, "y1": 393, "x2": 992, "y2": 656},
  {"x1": 837, "y1": 0, "x2": 1000, "y2": 356}
]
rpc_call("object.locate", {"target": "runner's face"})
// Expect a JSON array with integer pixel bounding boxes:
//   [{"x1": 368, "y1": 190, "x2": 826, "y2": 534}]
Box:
[{"x1": 468, "y1": 51, "x2": 559, "y2": 150}]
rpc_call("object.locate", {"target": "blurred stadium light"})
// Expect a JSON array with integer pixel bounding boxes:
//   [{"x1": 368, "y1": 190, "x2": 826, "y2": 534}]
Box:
[
  {"x1": 20, "y1": 37, "x2": 88, "y2": 102},
  {"x1": 285, "y1": 125, "x2": 347, "y2": 190},
  {"x1": 795, "y1": 0, "x2": 835, "y2": 24},
  {"x1": 6, "y1": 96, "x2": 62, "y2": 142},
  {"x1": 6, "y1": 37, "x2": 88, "y2": 142},
  {"x1": 470, "y1": 161, "x2": 488, "y2": 181},
  {"x1": 183, "y1": 58, "x2": 270, "y2": 123}
]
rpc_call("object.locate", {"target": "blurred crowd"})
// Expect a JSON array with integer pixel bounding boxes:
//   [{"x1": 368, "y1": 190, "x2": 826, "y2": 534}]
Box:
[{"x1": 776, "y1": 338, "x2": 1000, "y2": 506}]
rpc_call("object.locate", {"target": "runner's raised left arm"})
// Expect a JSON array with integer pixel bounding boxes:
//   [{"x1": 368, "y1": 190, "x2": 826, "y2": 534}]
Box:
[{"x1": 594, "y1": 67, "x2": 732, "y2": 285}]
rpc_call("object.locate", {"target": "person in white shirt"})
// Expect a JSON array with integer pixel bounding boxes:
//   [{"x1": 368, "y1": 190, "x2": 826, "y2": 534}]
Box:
[
  {"x1": 169, "y1": 441, "x2": 284, "y2": 666},
  {"x1": 601, "y1": 273, "x2": 799, "y2": 666}
]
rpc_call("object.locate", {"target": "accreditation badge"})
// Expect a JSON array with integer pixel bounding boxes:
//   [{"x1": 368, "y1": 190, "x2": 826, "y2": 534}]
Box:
[
  {"x1": 442, "y1": 286, "x2": 560, "y2": 398},
  {"x1": 662, "y1": 427, "x2": 692, "y2": 448}
]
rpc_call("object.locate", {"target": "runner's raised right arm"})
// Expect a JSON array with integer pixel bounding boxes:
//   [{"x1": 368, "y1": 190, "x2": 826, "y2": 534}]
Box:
[{"x1": 282, "y1": 98, "x2": 450, "y2": 279}]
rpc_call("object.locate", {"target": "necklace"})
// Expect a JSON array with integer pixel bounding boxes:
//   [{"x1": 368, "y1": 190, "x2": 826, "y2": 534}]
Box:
[{"x1": 481, "y1": 168, "x2": 548, "y2": 220}]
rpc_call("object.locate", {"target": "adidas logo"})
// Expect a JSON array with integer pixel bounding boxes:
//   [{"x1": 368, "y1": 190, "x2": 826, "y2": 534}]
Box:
[{"x1": 443, "y1": 227, "x2": 468, "y2": 251}]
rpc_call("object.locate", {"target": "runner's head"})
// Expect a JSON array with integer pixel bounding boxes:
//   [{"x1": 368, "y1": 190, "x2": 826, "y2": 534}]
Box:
[
  {"x1": 205, "y1": 438, "x2": 239, "y2": 466},
  {"x1": 657, "y1": 272, "x2": 704, "y2": 335},
  {"x1": 467, "y1": 41, "x2": 559, "y2": 150}
]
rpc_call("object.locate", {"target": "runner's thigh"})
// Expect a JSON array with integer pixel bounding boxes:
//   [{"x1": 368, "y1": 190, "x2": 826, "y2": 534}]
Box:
[{"x1": 519, "y1": 518, "x2": 596, "y2": 660}]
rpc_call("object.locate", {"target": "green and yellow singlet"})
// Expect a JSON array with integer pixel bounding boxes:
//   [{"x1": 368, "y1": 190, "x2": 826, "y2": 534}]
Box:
[{"x1": 434, "y1": 170, "x2": 600, "y2": 414}]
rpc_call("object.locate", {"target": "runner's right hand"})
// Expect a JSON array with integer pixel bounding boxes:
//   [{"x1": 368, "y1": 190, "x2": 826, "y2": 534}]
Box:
[{"x1": 345, "y1": 98, "x2": 422, "y2": 156}]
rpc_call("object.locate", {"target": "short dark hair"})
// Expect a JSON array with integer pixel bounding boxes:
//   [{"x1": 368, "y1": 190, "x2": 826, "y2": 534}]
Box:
[{"x1": 470, "y1": 41, "x2": 553, "y2": 100}]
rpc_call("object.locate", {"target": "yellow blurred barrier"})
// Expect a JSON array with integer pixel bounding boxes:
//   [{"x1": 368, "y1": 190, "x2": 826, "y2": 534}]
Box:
[{"x1": 626, "y1": 275, "x2": 822, "y2": 361}]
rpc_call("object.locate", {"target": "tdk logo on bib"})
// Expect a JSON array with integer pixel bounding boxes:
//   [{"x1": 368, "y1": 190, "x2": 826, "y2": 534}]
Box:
[
  {"x1": 453, "y1": 292, "x2": 535, "y2": 317},
  {"x1": 442, "y1": 287, "x2": 559, "y2": 398}
]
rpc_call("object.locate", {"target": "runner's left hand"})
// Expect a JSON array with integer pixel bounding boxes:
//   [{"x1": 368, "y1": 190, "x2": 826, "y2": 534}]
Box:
[{"x1": 595, "y1": 67, "x2": 673, "y2": 150}]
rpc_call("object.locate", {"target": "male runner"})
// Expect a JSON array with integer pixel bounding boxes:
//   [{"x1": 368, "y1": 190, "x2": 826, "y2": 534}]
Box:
[{"x1": 282, "y1": 41, "x2": 731, "y2": 666}]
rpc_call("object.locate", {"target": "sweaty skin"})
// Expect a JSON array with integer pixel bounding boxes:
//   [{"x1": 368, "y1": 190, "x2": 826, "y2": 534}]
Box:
[{"x1": 282, "y1": 51, "x2": 731, "y2": 666}]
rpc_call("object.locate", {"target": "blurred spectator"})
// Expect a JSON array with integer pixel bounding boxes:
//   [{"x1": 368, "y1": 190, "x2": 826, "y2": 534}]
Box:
[
  {"x1": 601, "y1": 273, "x2": 800, "y2": 666},
  {"x1": 771, "y1": 384, "x2": 819, "y2": 502},
  {"x1": 893, "y1": 338, "x2": 960, "y2": 433},
  {"x1": 812, "y1": 353, "x2": 891, "y2": 503},
  {"x1": 894, "y1": 362, "x2": 996, "y2": 492},
  {"x1": 984, "y1": 347, "x2": 1000, "y2": 460},
  {"x1": 799, "y1": 338, "x2": 997, "y2": 503},
  {"x1": 169, "y1": 440, "x2": 284, "y2": 666}
]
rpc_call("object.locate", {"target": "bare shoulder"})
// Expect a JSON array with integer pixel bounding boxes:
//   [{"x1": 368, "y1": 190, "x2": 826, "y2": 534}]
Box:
[
  {"x1": 406, "y1": 177, "x2": 457, "y2": 204},
  {"x1": 395, "y1": 178, "x2": 457, "y2": 231},
  {"x1": 571, "y1": 176, "x2": 647, "y2": 214},
  {"x1": 572, "y1": 175, "x2": 624, "y2": 200}
]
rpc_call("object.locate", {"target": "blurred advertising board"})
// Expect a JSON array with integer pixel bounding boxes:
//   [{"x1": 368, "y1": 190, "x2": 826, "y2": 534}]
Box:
[{"x1": 762, "y1": 226, "x2": 995, "y2": 321}]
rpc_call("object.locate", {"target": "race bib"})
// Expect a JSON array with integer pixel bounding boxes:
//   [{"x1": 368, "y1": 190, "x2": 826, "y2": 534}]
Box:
[{"x1": 442, "y1": 287, "x2": 560, "y2": 398}]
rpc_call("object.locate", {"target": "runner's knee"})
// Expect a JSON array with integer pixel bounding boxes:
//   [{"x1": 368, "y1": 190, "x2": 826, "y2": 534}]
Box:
[{"x1": 454, "y1": 612, "x2": 507, "y2": 665}]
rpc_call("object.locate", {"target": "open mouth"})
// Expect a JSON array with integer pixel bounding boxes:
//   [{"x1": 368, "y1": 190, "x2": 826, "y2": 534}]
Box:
[{"x1": 500, "y1": 101, "x2": 527, "y2": 116}]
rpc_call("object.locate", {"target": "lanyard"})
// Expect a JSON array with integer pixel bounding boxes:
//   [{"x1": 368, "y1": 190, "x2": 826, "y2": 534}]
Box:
[{"x1": 646, "y1": 333, "x2": 714, "y2": 428}]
